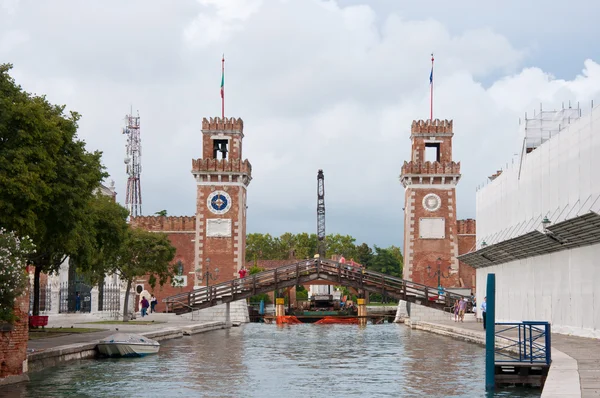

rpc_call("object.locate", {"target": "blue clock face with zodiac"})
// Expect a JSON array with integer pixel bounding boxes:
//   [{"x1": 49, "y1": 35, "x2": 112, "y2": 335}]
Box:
[{"x1": 207, "y1": 191, "x2": 232, "y2": 215}]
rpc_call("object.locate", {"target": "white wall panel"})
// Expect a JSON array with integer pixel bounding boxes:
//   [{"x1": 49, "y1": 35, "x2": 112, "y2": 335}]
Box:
[
  {"x1": 476, "y1": 243, "x2": 600, "y2": 338},
  {"x1": 476, "y1": 105, "x2": 600, "y2": 246}
]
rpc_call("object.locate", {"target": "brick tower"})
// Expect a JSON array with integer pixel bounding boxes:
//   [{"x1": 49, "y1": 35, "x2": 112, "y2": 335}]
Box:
[
  {"x1": 192, "y1": 117, "x2": 252, "y2": 286},
  {"x1": 400, "y1": 119, "x2": 462, "y2": 288}
]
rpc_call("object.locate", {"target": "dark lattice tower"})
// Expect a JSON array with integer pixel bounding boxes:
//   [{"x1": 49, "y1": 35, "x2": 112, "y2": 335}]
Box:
[
  {"x1": 123, "y1": 110, "x2": 142, "y2": 218},
  {"x1": 317, "y1": 169, "x2": 326, "y2": 257}
]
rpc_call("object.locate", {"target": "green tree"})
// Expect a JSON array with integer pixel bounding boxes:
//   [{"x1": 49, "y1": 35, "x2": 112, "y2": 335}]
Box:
[
  {"x1": 387, "y1": 245, "x2": 404, "y2": 277},
  {"x1": 154, "y1": 210, "x2": 168, "y2": 217},
  {"x1": 368, "y1": 246, "x2": 402, "y2": 277},
  {"x1": 356, "y1": 243, "x2": 374, "y2": 267},
  {"x1": 294, "y1": 232, "x2": 318, "y2": 259},
  {"x1": 326, "y1": 234, "x2": 357, "y2": 259},
  {"x1": 276, "y1": 232, "x2": 298, "y2": 259},
  {"x1": 69, "y1": 194, "x2": 130, "y2": 285},
  {"x1": 111, "y1": 229, "x2": 176, "y2": 321},
  {"x1": 246, "y1": 233, "x2": 278, "y2": 261},
  {"x1": 0, "y1": 64, "x2": 106, "y2": 315}
]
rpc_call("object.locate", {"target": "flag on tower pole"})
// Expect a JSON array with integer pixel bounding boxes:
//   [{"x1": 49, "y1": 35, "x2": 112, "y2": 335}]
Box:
[
  {"x1": 430, "y1": 53, "x2": 434, "y2": 121},
  {"x1": 221, "y1": 55, "x2": 225, "y2": 119}
]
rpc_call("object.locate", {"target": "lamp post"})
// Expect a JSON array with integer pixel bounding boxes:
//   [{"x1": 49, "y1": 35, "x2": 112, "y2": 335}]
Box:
[
  {"x1": 542, "y1": 216, "x2": 551, "y2": 231},
  {"x1": 201, "y1": 257, "x2": 219, "y2": 287},
  {"x1": 427, "y1": 257, "x2": 451, "y2": 294}
]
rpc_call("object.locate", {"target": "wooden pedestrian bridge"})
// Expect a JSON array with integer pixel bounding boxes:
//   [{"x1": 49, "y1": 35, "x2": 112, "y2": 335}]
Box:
[{"x1": 162, "y1": 259, "x2": 469, "y2": 314}]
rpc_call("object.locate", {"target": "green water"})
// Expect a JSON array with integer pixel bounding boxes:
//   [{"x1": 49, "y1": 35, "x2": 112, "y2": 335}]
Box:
[{"x1": 2, "y1": 323, "x2": 540, "y2": 397}]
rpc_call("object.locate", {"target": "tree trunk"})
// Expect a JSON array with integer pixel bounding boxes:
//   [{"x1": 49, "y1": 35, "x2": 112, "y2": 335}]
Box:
[
  {"x1": 122, "y1": 278, "x2": 132, "y2": 322},
  {"x1": 33, "y1": 266, "x2": 42, "y2": 316}
]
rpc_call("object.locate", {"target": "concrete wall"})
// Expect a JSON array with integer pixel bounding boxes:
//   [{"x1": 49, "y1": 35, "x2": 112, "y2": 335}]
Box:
[
  {"x1": 185, "y1": 300, "x2": 249, "y2": 324},
  {"x1": 395, "y1": 300, "x2": 452, "y2": 324},
  {"x1": 476, "y1": 105, "x2": 600, "y2": 248},
  {"x1": 476, "y1": 242, "x2": 600, "y2": 339}
]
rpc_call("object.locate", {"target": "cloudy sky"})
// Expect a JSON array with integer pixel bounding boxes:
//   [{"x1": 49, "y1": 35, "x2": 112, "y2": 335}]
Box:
[{"x1": 2, "y1": 0, "x2": 599, "y2": 249}]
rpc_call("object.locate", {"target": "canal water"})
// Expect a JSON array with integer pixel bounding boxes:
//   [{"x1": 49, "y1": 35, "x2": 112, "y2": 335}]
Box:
[{"x1": 3, "y1": 323, "x2": 540, "y2": 398}]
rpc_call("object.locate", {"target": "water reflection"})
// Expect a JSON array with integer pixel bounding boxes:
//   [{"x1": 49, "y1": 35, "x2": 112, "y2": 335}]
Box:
[{"x1": 2, "y1": 323, "x2": 540, "y2": 398}]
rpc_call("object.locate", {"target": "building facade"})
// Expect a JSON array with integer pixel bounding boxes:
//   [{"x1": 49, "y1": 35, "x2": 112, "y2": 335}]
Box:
[
  {"x1": 459, "y1": 104, "x2": 600, "y2": 338},
  {"x1": 400, "y1": 119, "x2": 476, "y2": 290},
  {"x1": 131, "y1": 117, "x2": 252, "y2": 313}
]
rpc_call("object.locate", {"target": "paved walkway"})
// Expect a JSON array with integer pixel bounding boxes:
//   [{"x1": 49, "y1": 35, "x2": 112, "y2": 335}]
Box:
[
  {"x1": 421, "y1": 315, "x2": 600, "y2": 397},
  {"x1": 28, "y1": 313, "x2": 206, "y2": 352}
]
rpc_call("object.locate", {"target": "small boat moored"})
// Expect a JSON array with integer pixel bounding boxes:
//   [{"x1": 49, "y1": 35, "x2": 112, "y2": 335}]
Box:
[{"x1": 97, "y1": 333, "x2": 160, "y2": 358}]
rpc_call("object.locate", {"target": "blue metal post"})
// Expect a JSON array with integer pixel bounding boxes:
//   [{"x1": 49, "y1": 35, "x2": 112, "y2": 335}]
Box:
[
  {"x1": 485, "y1": 273, "x2": 496, "y2": 391},
  {"x1": 545, "y1": 322, "x2": 552, "y2": 365}
]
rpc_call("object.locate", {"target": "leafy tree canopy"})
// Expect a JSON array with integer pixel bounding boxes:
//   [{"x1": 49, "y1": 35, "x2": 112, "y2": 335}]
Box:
[
  {"x1": 111, "y1": 228, "x2": 176, "y2": 321},
  {"x1": 245, "y1": 232, "x2": 403, "y2": 277},
  {"x1": 0, "y1": 64, "x2": 106, "y2": 314}
]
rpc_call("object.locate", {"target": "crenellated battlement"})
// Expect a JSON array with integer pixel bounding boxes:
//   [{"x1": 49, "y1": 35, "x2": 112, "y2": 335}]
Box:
[
  {"x1": 201, "y1": 117, "x2": 244, "y2": 132},
  {"x1": 191, "y1": 158, "x2": 252, "y2": 174},
  {"x1": 401, "y1": 160, "x2": 461, "y2": 175},
  {"x1": 456, "y1": 219, "x2": 476, "y2": 234},
  {"x1": 411, "y1": 119, "x2": 453, "y2": 135},
  {"x1": 130, "y1": 216, "x2": 196, "y2": 232}
]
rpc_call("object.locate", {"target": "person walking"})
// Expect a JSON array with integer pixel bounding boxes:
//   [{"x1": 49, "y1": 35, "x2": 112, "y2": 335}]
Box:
[
  {"x1": 458, "y1": 298, "x2": 467, "y2": 322},
  {"x1": 481, "y1": 296, "x2": 487, "y2": 330},
  {"x1": 140, "y1": 296, "x2": 149, "y2": 317},
  {"x1": 150, "y1": 295, "x2": 157, "y2": 313},
  {"x1": 453, "y1": 299, "x2": 460, "y2": 322}
]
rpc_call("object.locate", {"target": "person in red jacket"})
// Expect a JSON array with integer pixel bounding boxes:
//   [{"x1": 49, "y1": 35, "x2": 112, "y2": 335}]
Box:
[{"x1": 238, "y1": 266, "x2": 248, "y2": 291}]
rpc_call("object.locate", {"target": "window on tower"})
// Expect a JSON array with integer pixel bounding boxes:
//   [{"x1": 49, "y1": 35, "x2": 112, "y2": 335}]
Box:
[
  {"x1": 213, "y1": 139, "x2": 228, "y2": 159},
  {"x1": 425, "y1": 142, "x2": 441, "y2": 163}
]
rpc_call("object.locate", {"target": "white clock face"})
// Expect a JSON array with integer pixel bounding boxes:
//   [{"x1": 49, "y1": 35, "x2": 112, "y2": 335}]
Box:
[
  {"x1": 207, "y1": 190, "x2": 232, "y2": 215},
  {"x1": 422, "y1": 193, "x2": 441, "y2": 212}
]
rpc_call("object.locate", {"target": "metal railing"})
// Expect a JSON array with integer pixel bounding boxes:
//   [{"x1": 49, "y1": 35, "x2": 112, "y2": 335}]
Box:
[
  {"x1": 494, "y1": 321, "x2": 551, "y2": 365},
  {"x1": 163, "y1": 259, "x2": 470, "y2": 314}
]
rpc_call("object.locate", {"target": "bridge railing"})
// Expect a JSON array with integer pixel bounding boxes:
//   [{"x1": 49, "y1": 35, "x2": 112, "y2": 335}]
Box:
[
  {"x1": 494, "y1": 321, "x2": 552, "y2": 365},
  {"x1": 163, "y1": 259, "x2": 470, "y2": 312}
]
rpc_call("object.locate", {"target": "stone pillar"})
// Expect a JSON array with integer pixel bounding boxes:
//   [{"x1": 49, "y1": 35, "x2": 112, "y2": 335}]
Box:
[
  {"x1": 90, "y1": 287, "x2": 99, "y2": 314},
  {"x1": 225, "y1": 302, "x2": 231, "y2": 327},
  {"x1": 357, "y1": 298, "x2": 367, "y2": 326},
  {"x1": 48, "y1": 275, "x2": 60, "y2": 315}
]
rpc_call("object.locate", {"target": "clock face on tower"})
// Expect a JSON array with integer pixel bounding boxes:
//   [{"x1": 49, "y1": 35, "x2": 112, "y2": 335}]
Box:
[
  {"x1": 207, "y1": 191, "x2": 232, "y2": 215},
  {"x1": 422, "y1": 193, "x2": 442, "y2": 212}
]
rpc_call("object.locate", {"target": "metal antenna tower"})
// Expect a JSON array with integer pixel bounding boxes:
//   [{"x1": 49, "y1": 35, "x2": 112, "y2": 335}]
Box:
[
  {"x1": 123, "y1": 109, "x2": 142, "y2": 218},
  {"x1": 317, "y1": 169, "x2": 326, "y2": 257}
]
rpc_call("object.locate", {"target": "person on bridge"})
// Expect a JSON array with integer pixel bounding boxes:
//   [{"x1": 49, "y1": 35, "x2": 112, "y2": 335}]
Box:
[{"x1": 238, "y1": 266, "x2": 248, "y2": 291}]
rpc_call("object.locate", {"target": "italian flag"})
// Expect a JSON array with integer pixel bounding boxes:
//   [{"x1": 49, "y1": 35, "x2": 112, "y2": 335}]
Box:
[{"x1": 220, "y1": 66, "x2": 224, "y2": 99}]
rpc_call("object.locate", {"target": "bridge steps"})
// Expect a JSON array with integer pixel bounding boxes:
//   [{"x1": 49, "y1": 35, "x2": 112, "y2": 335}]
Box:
[{"x1": 163, "y1": 260, "x2": 469, "y2": 315}]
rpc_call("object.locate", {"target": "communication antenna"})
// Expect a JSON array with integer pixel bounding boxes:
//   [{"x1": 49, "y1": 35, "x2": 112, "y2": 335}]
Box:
[
  {"x1": 317, "y1": 170, "x2": 326, "y2": 258},
  {"x1": 123, "y1": 109, "x2": 142, "y2": 218}
]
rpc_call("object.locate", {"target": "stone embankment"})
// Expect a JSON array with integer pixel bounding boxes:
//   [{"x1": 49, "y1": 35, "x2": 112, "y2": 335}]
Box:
[
  {"x1": 26, "y1": 315, "x2": 231, "y2": 374},
  {"x1": 394, "y1": 300, "x2": 587, "y2": 398}
]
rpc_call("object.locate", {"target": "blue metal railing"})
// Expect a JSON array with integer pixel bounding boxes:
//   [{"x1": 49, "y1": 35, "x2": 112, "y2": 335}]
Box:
[{"x1": 494, "y1": 321, "x2": 551, "y2": 365}]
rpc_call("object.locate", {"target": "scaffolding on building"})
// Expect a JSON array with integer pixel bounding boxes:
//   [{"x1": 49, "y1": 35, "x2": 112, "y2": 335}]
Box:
[{"x1": 521, "y1": 102, "x2": 581, "y2": 153}]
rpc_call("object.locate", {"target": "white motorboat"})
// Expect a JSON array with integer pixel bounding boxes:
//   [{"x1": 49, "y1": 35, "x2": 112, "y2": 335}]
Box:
[{"x1": 97, "y1": 333, "x2": 160, "y2": 357}]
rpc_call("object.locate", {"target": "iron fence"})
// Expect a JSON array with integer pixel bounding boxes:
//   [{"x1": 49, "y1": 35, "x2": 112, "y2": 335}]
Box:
[
  {"x1": 59, "y1": 281, "x2": 92, "y2": 313},
  {"x1": 29, "y1": 283, "x2": 51, "y2": 313},
  {"x1": 495, "y1": 321, "x2": 552, "y2": 365},
  {"x1": 99, "y1": 283, "x2": 120, "y2": 312}
]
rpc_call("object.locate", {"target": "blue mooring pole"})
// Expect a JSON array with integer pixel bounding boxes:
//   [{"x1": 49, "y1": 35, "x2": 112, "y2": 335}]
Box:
[{"x1": 485, "y1": 273, "x2": 496, "y2": 391}]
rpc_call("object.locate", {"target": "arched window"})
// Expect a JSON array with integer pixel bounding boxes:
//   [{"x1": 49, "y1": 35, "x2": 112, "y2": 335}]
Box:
[{"x1": 176, "y1": 261, "x2": 184, "y2": 275}]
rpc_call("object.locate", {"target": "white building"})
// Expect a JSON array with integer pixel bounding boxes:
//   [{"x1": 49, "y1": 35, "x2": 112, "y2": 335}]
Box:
[
  {"x1": 459, "y1": 104, "x2": 600, "y2": 338},
  {"x1": 38, "y1": 181, "x2": 136, "y2": 318}
]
